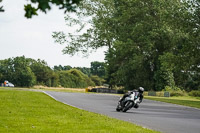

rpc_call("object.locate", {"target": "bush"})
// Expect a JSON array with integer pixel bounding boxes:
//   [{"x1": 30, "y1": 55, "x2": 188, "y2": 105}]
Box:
[
  {"x1": 156, "y1": 91, "x2": 164, "y2": 97},
  {"x1": 170, "y1": 90, "x2": 187, "y2": 97},
  {"x1": 163, "y1": 86, "x2": 186, "y2": 97},
  {"x1": 143, "y1": 91, "x2": 148, "y2": 96},
  {"x1": 90, "y1": 75, "x2": 104, "y2": 86},
  {"x1": 189, "y1": 90, "x2": 200, "y2": 97},
  {"x1": 164, "y1": 86, "x2": 181, "y2": 91},
  {"x1": 58, "y1": 69, "x2": 95, "y2": 88}
]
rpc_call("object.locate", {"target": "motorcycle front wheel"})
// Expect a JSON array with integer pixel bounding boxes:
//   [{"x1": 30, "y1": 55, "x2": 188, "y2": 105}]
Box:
[{"x1": 116, "y1": 103, "x2": 122, "y2": 112}]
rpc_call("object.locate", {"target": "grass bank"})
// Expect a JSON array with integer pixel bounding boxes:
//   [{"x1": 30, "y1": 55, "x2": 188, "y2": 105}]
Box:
[
  {"x1": 0, "y1": 89, "x2": 159, "y2": 133},
  {"x1": 145, "y1": 96, "x2": 200, "y2": 109}
]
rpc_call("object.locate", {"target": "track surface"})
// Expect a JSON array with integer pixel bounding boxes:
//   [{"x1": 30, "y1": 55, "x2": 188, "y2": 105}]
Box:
[{"x1": 45, "y1": 91, "x2": 200, "y2": 133}]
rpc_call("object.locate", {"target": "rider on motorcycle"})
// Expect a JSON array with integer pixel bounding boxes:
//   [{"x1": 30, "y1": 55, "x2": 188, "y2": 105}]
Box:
[{"x1": 119, "y1": 87, "x2": 144, "y2": 108}]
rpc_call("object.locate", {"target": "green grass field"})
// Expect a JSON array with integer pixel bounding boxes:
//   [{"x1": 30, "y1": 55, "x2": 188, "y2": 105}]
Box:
[
  {"x1": 145, "y1": 96, "x2": 200, "y2": 109},
  {"x1": 0, "y1": 89, "x2": 159, "y2": 133}
]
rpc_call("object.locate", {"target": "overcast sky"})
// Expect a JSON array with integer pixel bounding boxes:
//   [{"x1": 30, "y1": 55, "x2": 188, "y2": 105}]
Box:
[{"x1": 0, "y1": 0, "x2": 106, "y2": 68}]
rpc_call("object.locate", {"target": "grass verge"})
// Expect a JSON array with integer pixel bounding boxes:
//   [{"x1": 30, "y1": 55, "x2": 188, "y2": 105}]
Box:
[
  {"x1": 0, "y1": 89, "x2": 159, "y2": 133},
  {"x1": 145, "y1": 96, "x2": 200, "y2": 109},
  {"x1": 0, "y1": 87, "x2": 85, "y2": 93}
]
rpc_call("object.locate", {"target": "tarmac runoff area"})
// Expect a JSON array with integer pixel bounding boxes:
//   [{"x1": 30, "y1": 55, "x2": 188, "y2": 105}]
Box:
[{"x1": 44, "y1": 91, "x2": 200, "y2": 133}]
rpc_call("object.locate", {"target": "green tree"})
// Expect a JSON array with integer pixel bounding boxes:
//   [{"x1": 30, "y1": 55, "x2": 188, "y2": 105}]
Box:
[
  {"x1": 0, "y1": 58, "x2": 14, "y2": 83},
  {"x1": 54, "y1": 65, "x2": 72, "y2": 71},
  {"x1": 53, "y1": 0, "x2": 200, "y2": 91},
  {"x1": 0, "y1": 56, "x2": 36, "y2": 87},
  {"x1": 30, "y1": 59, "x2": 59, "y2": 87},
  {"x1": 52, "y1": 0, "x2": 115, "y2": 56},
  {"x1": 12, "y1": 56, "x2": 36, "y2": 87},
  {"x1": 90, "y1": 61, "x2": 106, "y2": 78},
  {"x1": 105, "y1": 0, "x2": 199, "y2": 91},
  {"x1": 74, "y1": 67, "x2": 91, "y2": 76}
]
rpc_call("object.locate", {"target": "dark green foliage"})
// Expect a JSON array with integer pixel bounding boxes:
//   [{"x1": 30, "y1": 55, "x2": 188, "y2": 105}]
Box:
[
  {"x1": 91, "y1": 61, "x2": 106, "y2": 78},
  {"x1": 0, "y1": 0, "x2": 3, "y2": 12},
  {"x1": 107, "y1": 0, "x2": 198, "y2": 91},
  {"x1": 0, "y1": 6, "x2": 3, "y2": 12},
  {"x1": 24, "y1": 4, "x2": 38, "y2": 18},
  {"x1": 0, "y1": 0, "x2": 82, "y2": 18},
  {"x1": 53, "y1": 65, "x2": 72, "y2": 71},
  {"x1": 185, "y1": 73, "x2": 200, "y2": 91},
  {"x1": 30, "y1": 59, "x2": 59, "y2": 87}
]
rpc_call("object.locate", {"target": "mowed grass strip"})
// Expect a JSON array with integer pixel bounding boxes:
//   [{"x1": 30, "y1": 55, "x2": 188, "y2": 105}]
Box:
[
  {"x1": 0, "y1": 89, "x2": 159, "y2": 133},
  {"x1": 3, "y1": 87, "x2": 85, "y2": 93},
  {"x1": 145, "y1": 96, "x2": 200, "y2": 109}
]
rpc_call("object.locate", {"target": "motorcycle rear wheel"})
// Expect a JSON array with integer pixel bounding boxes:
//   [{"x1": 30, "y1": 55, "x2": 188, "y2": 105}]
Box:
[
  {"x1": 116, "y1": 104, "x2": 122, "y2": 112},
  {"x1": 122, "y1": 101, "x2": 133, "y2": 112}
]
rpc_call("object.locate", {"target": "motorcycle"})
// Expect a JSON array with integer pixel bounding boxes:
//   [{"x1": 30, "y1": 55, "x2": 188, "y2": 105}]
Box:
[{"x1": 116, "y1": 91, "x2": 140, "y2": 112}]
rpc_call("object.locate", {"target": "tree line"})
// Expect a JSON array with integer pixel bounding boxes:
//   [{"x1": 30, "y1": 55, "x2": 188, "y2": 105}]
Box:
[
  {"x1": 0, "y1": 56, "x2": 105, "y2": 88},
  {"x1": 53, "y1": 0, "x2": 200, "y2": 92}
]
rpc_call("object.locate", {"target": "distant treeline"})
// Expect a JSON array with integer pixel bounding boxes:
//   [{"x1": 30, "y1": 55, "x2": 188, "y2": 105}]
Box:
[
  {"x1": 1, "y1": 55, "x2": 199, "y2": 92},
  {"x1": 0, "y1": 56, "x2": 106, "y2": 88}
]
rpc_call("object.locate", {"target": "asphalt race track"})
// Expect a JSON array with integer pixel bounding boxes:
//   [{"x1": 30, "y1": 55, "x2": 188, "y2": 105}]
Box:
[{"x1": 44, "y1": 91, "x2": 200, "y2": 133}]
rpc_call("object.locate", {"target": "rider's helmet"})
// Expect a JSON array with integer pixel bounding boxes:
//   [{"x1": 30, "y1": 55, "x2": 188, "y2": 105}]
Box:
[{"x1": 138, "y1": 87, "x2": 144, "y2": 93}]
